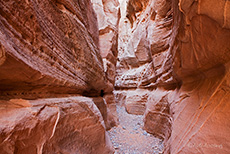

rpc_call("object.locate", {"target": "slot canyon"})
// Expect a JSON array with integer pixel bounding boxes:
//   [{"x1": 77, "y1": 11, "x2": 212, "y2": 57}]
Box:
[{"x1": 0, "y1": 0, "x2": 229, "y2": 153}]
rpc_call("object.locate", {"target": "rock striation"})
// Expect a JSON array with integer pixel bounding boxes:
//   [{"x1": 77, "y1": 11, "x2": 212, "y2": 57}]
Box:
[
  {"x1": 0, "y1": 97, "x2": 113, "y2": 154},
  {"x1": 0, "y1": 0, "x2": 230, "y2": 153},
  {"x1": 0, "y1": 0, "x2": 115, "y2": 153},
  {"x1": 166, "y1": 0, "x2": 230, "y2": 153},
  {"x1": 91, "y1": 0, "x2": 121, "y2": 129},
  {"x1": 115, "y1": 0, "x2": 178, "y2": 116},
  {"x1": 116, "y1": 0, "x2": 177, "y2": 90},
  {"x1": 0, "y1": 0, "x2": 106, "y2": 99},
  {"x1": 115, "y1": 0, "x2": 230, "y2": 154}
]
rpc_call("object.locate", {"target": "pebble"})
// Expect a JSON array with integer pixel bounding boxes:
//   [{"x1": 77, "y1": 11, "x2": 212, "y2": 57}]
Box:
[{"x1": 143, "y1": 131, "x2": 148, "y2": 136}]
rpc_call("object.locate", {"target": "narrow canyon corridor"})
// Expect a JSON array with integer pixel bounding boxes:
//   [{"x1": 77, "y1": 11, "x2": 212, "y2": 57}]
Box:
[{"x1": 0, "y1": 0, "x2": 230, "y2": 154}]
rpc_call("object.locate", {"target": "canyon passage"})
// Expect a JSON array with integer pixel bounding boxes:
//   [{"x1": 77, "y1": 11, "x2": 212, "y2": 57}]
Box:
[{"x1": 0, "y1": 0, "x2": 230, "y2": 154}]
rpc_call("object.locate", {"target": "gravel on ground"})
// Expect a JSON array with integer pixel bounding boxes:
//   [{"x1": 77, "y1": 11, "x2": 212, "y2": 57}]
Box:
[{"x1": 108, "y1": 105, "x2": 164, "y2": 154}]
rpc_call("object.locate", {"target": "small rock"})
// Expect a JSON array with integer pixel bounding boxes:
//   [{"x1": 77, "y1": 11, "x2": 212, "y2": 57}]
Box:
[
  {"x1": 143, "y1": 131, "x2": 148, "y2": 136},
  {"x1": 122, "y1": 126, "x2": 126, "y2": 130},
  {"x1": 114, "y1": 147, "x2": 119, "y2": 150}
]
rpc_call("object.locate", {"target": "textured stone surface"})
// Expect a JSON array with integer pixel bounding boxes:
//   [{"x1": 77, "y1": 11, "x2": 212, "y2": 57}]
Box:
[
  {"x1": 0, "y1": 0, "x2": 115, "y2": 153},
  {"x1": 115, "y1": 0, "x2": 177, "y2": 146},
  {"x1": 114, "y1": 90, "x2": 127, "y2": 106},
  {"x1": 0, "y1": 0, "x2": 106, "y2": 99},
  {"x1": 104, "y1": 93, "x2": 119, "y2": 128},
  {"x1": 125, "y1": 89, "x2": 150, "y2": 115},
  {"x1": 115, "y1": 89, "x2": 149, "y2": 115},
  {"x1": 116, "y1": 0, "x2": 178, "y2": 91},
  {"x1": 0, "y1": 97, "x2": 114, "y2": 154},
  {"x1": 92, "y1": 0, "x2": 120, "y2": 90},
  {"x1": 174, "y1": 0, "x2": 230, "y2": 80},
  {"x1": 116, "y1": 1, "x2": 230, "y2": 154},
  {"x1": 166, "y1": 0, "x2": 230, "y2": 153},
  {"x1": 1, "y1": 0, "x2": 230, "y2": 153},
  {"x1": 165, "y1": 63, "x2": 230, "y2": 154},
  {"x1": 143, "y1": 89, "x2": 172, "y2": 141},
  {"x1": 92, "y1": 0, "x2": 120, "y2": 127}
]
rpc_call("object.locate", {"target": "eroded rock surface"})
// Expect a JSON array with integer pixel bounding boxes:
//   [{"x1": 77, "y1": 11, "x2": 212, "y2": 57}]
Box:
[
  {"x1": 166, "y1": 0, "x2": 230, "y2": 153},
  {"x1": 115, "y1": 0, "x2": 230, "y2": 154},
  {"x1": 91, "y1": 0, "x2": 121, "y2": 128},
  {"x1": 115, "y1": 0, "x2": 178, "y2": 120},
  {"x1": 116, "y1": 0, "x2": 177, "y2": 90},
  {"x1": 0, "y1": 0, "x2": 106, "y2": 99},
  {"x1": 0, "y1": 97, "x2": 113, "y2": 154},
  {"x1": 167, "y1": 64, "x2": 230, "y2": 154},
  {"x1": 144, "y1": 89, "x2": 172, "y2": 141},
  {"x1": 1, "y1": 0, "x2": 230, "y2": 153},
  {"x1": 0, "y1": 0, "x2": 114, "y2": 153}
]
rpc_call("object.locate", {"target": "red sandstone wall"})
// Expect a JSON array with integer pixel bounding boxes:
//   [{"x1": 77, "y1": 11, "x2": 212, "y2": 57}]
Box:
[{"x1": 0, "y1": 0, "x2": 114, "y2": 153}]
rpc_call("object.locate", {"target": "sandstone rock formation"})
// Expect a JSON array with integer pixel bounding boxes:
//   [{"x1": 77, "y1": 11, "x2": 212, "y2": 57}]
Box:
[
  {"x1": 115, "y1": 0, "x2": 178, "y2": 115},
  {"x1": 0, "y1": 0, "x2": 107, "y2": 99},
  {"x1": 1, "y1": 0, "x2": 230, "y2": 153},
  {"x1": 0, "y1": 0, "x2": 114, "y2": 153},
  {"x1": 91, "y1": 0, "x2": 121, "y2": 128},
  {"x1": 115, "y1": 0, "x2": 230, "y2": 154},
  {"x1": 0, "y1": 97, "x2": 113, "y2": 154},
  {"x1": 167, "y1": 0, "x2": 230, "y2": 153},
  {"x1": 144, "y1": 89, "x2": 172, "y2": 141},
  {"x1": 167, "y1": 64, "x2": 230, "y2": 154}
]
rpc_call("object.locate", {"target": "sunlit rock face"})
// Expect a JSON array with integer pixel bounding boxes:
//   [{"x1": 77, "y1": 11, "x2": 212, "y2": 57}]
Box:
[
  {"x1": 0, "y1": 0, "x2": 230, "y2": 153},
  {"x1": 0, "y1": 97, "x2": 113, "y2": 154},
  {"x1": 167, "y1": 0, "x2": 230, "y2": 153},
  {"x1": 115, "y1": 0, "x2": 176, "y2": 144},
  {"x1": 91, "y1": 0, "x2": 120, "y2": 91},
  {"x1": 91, "y1": 0, "x2": 121, "y2": 129},
  {"x1": 115, "y1": 0, "x2": 230, "y2": 154},
  {"x1": 116, "y1": 0, "x2": 178, "y2": 90},
  {"x1": 0, "y1": 0, "x2": 114, "y2": 153}
]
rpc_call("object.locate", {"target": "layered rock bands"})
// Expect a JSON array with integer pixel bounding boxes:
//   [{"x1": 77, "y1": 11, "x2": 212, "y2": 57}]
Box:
[
  {"x1": 0, "y1": 0, "x2": 230, "y2": 154},
  {"x1": 115, "y1": 0, "x2": 230, "y2": 154},
  {"x1": 0, "y1": 0, "x2": 119, "y2": 153}
]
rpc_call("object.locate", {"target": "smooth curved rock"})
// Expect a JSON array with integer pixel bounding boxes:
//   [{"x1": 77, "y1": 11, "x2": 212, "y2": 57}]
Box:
[
  {"x1": 0, "y1": 0, "x2": 115, "y2": 153},
  {"x1": 166, "y1": 0, "x2": 230, "y2": 153},
  {"x1": 0, "y1": 97, "x2": 114, "y2": 154},
  {"x1": 125, "y1": 89, "x2": 150, "y2": 115},
  {"x1": 116, "y1": 1, "x2": 230, "y2": 154},
  {"x1": 143, "y1": 89, "x2": 172, "y2": 140},
  {"x1": 116, "y1": 0, "x2": 178, "y2": 91},
  {"x1": 91, "y1": 0, "x2": 120, "y2": 127}
]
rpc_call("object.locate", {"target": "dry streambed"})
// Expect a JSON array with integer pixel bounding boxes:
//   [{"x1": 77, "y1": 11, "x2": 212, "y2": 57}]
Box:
[{"x1": 108, "y1": 106, "x2": 164, "y2": 154}]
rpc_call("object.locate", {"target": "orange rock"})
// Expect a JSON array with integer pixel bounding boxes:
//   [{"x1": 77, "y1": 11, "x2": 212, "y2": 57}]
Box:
[
  {"x1": 0, "y1": 97, "x2": 114, "y2": 154},
  {"x1": 0, "y1": 0, "x2": 106, "y2": 98},
  {"x1": 125, "y1": 89, "x2": 150, "y2": 115}
]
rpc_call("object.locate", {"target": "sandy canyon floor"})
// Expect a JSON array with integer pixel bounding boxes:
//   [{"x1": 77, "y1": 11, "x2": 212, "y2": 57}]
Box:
[{"x1": 108, "y1": 106, "x2": 164, "y2": 154}]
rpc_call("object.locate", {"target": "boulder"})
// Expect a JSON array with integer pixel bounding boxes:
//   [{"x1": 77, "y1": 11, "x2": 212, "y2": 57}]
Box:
[
  {"x1": 125, "y1": 89, "x2": 150, "y2": 115},
  {"x1": 0, "y1": 97, "x2": 114, "y2": 154}
]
